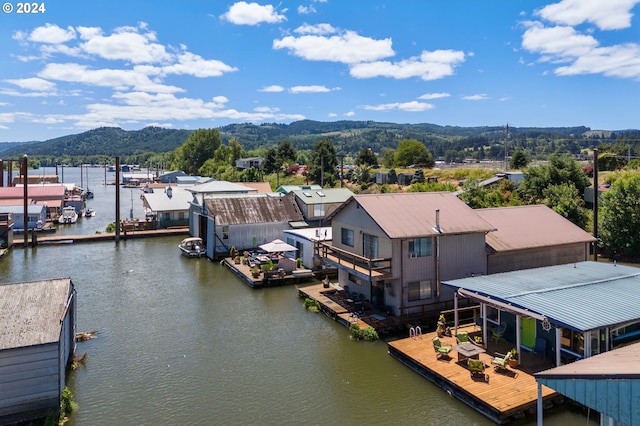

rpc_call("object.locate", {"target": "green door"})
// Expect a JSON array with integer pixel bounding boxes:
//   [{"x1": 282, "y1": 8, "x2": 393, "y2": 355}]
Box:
[{"x1": 521, "y1": 317, "x2": 536, "y2": 349}]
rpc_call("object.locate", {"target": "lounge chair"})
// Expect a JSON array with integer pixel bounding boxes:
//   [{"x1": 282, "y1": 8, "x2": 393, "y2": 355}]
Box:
[
  {"x1": 491, "y1": 322, "x2": 506, "y2": 344},
  {"x1": 468, "y1": 358, "x2": 488, "y2": 382},
  {"x1": 432, "y1": 336, "x2": 452, "y2": 360},
  {"x1": 491, "y1": 351, "x2": 513, "y2": 373},
  {"x1": 456, "y1": 331, "x2": 471, "y2": 345}
]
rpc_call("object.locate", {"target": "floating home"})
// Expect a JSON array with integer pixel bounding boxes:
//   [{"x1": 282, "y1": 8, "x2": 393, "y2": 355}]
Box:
[{"x1": 0, "y1": 278, "x2": 76, "y2": 424}]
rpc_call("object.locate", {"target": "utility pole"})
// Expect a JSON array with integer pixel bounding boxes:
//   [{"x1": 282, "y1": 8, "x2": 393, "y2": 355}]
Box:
[{"x1": 504, "y1": 124, "x2": 509, "y2": 172}]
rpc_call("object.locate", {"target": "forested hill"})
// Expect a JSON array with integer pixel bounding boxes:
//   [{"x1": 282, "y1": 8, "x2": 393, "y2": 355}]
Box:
[
  {"x1": 1, "y1": 119, "x2": 632, "y2": 161},
  {"x1": 0, "y1": 126, "x2": 193, "y2": 158}
]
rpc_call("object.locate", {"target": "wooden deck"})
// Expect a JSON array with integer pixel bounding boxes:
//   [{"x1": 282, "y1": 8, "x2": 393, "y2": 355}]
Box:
[
  {"x1": 388, "y1": 330, "x2": 561, "y2": 424},
  {"x1": 223, "y1": 258, "x2": 317, "y2": 288}
]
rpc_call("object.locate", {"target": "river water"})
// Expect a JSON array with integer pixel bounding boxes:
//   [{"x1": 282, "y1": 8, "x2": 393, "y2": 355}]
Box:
[{"x1": 0, "y1": 168, "x2": 596, "y2": 425}]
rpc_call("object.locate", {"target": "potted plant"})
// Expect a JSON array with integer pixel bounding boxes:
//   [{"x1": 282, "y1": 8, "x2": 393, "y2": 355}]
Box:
[
  {"x1": 436, "y1": 314, "x2": 447, "y2": 338},
  {"x1": 508, "y1": 348, "x2": 518, "y2": 367},
  {"x1": 250, "y1": 266, "x2": 261, "y2": 278},
  {"x1": 229, "y1": 246, "x2": 237, "y2": 259}
]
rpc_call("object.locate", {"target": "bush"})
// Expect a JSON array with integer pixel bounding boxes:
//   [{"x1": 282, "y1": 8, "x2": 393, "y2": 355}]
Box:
[
  {"x1": 349, "y1": 322, "x2": 364, "y2": 340},
  {"x1": 303, "y1": 298, "x2": 320, "y2": 312}
]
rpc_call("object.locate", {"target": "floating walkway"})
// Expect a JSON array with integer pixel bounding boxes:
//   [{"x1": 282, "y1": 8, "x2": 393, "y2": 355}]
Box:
[{"x1": 387, "y1": 331, "x2": 560, "y2": 424}]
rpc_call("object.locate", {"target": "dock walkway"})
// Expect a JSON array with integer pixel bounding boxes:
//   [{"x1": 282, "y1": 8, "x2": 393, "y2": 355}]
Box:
[
  {"x1": 388, "y1": 330, "x2": 560, "y2": 424},
  {"x1": 12, "y1": 227, "x2": 189, "y2": 247}
]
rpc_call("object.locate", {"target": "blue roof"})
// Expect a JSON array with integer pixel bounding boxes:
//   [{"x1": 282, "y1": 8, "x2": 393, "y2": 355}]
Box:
[{"x1": 442, "y1": 261, "x2": 640, "y2": 332}]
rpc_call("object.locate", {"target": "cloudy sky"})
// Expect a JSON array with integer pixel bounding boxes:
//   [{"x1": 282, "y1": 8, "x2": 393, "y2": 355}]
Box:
[{"x1": 1, "y1": 0, "x2": 639, "y2": 141}]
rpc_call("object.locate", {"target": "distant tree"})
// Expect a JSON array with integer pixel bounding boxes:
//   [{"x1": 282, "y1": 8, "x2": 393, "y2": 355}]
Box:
[
  {"x1": 519, "y1": 155, "x2": 589, "y2": 203},
  {"x1": 509, "y1": 148, "x2": 529, "y2": 169},
  {"x1": 172, "y1": 128, "x2": 221, "y2": 175},
  {"x1": 599, "y1": 175, "x2": 640, "y2": 261},
  {"x1": 229, "y1": 138, "x2": 244, "y2": 165},
  {"x1": 262, "y1": 148, "x2": 279, "y2": 174},
  {"x1": 381, "y1": 147, "x2": 396, "y2": 168},
  {"x1": 355, "y1": 147, "x2": 378, "y2": 167},
  {"x1": 308, "y1": 138, "x2": 338, "y2": 187},
  {"x1": 542, "y1": 183, "x2": 589, "y2": 229},
  {"x1": 277, "y1": 140, "x2": 297, "y2": 165},
  {"x1": 351, "y1": 165, "x2": 371, "y2": 184},
  {"x1": 394, "y1": 139, "x2": 434, "y2": 168}
]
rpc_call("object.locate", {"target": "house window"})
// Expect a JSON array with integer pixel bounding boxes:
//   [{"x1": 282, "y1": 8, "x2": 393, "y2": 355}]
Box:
[
  {"x1": 363, "y1": 233, "x2": 378, "y2": 259},
  {"x1": 178, "y1": 212, "x2": 185, "y2": 220},
  {"x1": 561, "y1": 329, "x2": 584, "y2": 354},
  {"x1": 486, "y1": 306, "x2": 500, "y2": 325},
  {"x1": 313, "y1": 204, "x2": 325, "y2": 217},
  {"x1": 222, "y1": 225, "x2": 229, "y2": 240},
  {"x1": 408, "y1": 238, "x2": 432, "y2": 257},
  {"x1": 408, "y1": 280, "x2": 431, "y2": 301},
  {"x1": 341, "y1": 228, "x2": 354, "y2": 247},
  {"x1": 163, "y1": 212, "x2": 171, "y2": 221},
  {"x1": 348, "y1": 273, "x2": 362, "y2": 286}
]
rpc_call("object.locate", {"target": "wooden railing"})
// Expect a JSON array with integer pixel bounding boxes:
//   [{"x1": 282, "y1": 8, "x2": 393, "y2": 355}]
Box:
[{"x1": 316, "y1": 241, "x2": 392, "y2": 280}]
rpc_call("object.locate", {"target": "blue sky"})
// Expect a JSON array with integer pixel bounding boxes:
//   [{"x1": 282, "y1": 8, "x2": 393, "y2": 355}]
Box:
[{"x1": 1, "y1": 0, "x2": 640, "y2": 142}]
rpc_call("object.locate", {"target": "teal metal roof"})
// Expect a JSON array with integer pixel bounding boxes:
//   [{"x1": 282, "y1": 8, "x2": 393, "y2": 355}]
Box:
[
  {"x1": 536, "y1": 342, "x2": 640, "y2": 426},
  {"x1": 442, "y1": 261, "x2": 640, "y2": 332}
]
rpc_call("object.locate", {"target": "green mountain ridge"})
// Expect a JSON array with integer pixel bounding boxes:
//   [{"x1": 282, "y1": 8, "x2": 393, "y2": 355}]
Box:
[{"x1": 1, "y1": 120, "x2": 636, "y2": 161}]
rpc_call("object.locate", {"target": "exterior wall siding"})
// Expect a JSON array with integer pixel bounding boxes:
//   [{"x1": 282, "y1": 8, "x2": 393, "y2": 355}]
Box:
[
  {"x1": 488, "y1": 243, "x2": 590, "y2": 274},
  {"x1": 439, "y1": 233, "x2": 488, "y2": 280},
  {"x1": 0, "y1": 344, "x2": 60, "y2": 420},
  {"x1": 214, "y1": 222, "x2": 291, "y2": 256}
]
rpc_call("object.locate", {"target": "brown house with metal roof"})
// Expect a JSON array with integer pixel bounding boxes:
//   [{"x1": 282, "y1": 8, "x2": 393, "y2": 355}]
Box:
[
  {"x1": 319, "y1": 192, "x2": 496, "y2": 322},
  {"x1": 476, "y1": 205, "x2": 596, "y2": 274}
]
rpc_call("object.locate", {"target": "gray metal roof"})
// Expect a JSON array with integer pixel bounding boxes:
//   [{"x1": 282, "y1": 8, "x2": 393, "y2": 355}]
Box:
[
  {"x1": 0, "y1": 278, "x2": 73, "y2": 350},
  {"x1": 442, "y1": 261, "x2": 640, "y2": 332},
  {"x1": 204, "y1": 195, "x2": 304, "y2": 225},
  {"x1": 142, "y1": 187, "x2": 193, "y2": 212},
  {"x1": 291, "y1": 187, "x2": 353, "y2": 205}
]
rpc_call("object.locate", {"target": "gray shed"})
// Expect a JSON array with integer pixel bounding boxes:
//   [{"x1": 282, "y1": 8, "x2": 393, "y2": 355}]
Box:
[{"x1": 0, "y1": 278, "x2": 77, "y2": 424}]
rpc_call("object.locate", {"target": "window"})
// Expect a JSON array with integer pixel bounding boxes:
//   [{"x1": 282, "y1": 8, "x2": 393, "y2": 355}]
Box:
[
  {"x1": 408, "y1": 280, "x2": 432, "y2": 301},
  {"x1": 341, "y1": 228, "x2": 354, "y2": 247},
  {"x1": 313, "y1": 204, "x2": 325, "y2": 217},
  {"x1": 178, "y1": 212, "x2": 185, "y2": 220},
  {"x1": 363, "y1": 233, "x2": 378, "y2": 259},
  {"x1": 561, "y1": 329, "x2": 584, "y2": 355},
  {"x1": 486, "y1": 306, "x2": 500, "y2": 324},
  {"x1": 408, "y1": 238, "x2": 432, "y2": 257},
  {"x1": 222, "y1": 225, "x2": 229, "y2": 240}
]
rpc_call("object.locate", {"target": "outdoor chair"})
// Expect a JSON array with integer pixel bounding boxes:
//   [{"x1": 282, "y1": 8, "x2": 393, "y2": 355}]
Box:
[
  {"x1": 432, "y1": 337, "x2": 452, "y2": 360},
  {"x1": 467, "y1": 358, "x2": 488, "y2": 382},
  {"x1": 491, "y1": 351, "x2": 513, "y2": 373},
  {"x1": 491, "y1": 322, "x2": 507, "y2": 344},
  {"x1": 456, "y1": 331, "x2": 471, "y2": 345}
]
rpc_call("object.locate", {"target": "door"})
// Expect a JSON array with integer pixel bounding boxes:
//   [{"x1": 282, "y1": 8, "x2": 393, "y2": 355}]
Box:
[{"x1": 521, "y1": 317, "x2": 536, "y2": 349}]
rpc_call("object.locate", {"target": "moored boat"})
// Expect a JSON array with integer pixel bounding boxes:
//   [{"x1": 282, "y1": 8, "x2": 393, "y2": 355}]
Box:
[
  {"x1": 58, "y1": 206, "x2": 79, "y2": 224},
  {"x1": 179, "y1": 237, "x2": 207, "y2": 258},
  {"x1": 85, "y1": 208, "x2": 96, "y2": 217}
]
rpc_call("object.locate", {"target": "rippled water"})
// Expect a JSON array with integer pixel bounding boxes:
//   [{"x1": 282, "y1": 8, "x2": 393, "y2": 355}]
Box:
[{"x1": 0, "y1": 168, "x2": 597, "y2": 425}]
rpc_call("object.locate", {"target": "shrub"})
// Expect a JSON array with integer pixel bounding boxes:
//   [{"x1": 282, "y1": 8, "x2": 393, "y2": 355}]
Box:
[
  {"x1": 303, "y1": 298, "x2": 320, "y2": 312},
  {"x1": 349, "y1": 322, "x2": 364, "y2": 340}
]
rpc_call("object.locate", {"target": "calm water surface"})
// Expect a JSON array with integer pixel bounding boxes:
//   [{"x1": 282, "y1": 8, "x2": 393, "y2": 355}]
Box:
[{"x1": 0, "y1": 168, "x2": 596, "y2": 425}]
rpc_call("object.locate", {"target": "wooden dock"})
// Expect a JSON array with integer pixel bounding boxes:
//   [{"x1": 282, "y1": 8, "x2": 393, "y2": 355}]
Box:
[
  {"x1": 388, "y1": 331, "x2": 560, "y2": 424},
  {"x1": 12, "y1": 227, "x2": 189, "y2": 247},
  {"x1": 222, "y1": 258, "x2": 317, "y2": 288}
]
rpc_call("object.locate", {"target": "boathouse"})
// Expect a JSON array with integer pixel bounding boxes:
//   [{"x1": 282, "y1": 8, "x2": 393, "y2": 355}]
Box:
[
  {"x1": 201, "y1": 194, "x2": 305, "y2": 258},
  {"x1": 476, "y1": 204, "x2": 596, "y2": 274},
  {"x1": 0, "y1": 278, "x2": 76, "y2": 424},
  {"x1": 443, "y1": 261, "x2": 640, "y2": 367},
  {"x1": 141, "y1": 186, "x2": 192, "y2": 228},
  {"x1": 535, "y1": 341, "x2": 640, "y2": 426}
]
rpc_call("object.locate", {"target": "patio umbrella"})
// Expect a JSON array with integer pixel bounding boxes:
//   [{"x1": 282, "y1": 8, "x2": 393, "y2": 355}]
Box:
[{"x1": 259, "y1": 239, "x2": 298, "y2": 253}]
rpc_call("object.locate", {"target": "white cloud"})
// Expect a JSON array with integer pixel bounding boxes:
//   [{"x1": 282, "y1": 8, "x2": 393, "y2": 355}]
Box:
[
  {"x1": 294, "y1": 23, "x2": 336, "y2": 35},
  {"x1": 148, "y1": 52, "x2": 238, "y2": 78},
  {"x1": 535, "y1": 0, "x2": 640, "y2": 30},
  {"x1": 362, "y1": 101, "x2": 434, "y2": 112},
  {"x1": 5, "y1": 77, "x2": 56, "y2": 92},
  {"x1": 28, "y1": 24, "x2": 77, "y2": 44},
  {"x1": 350, "y1": 49, "x2": 465, "y2": 80},
  {"x1": 221, "y1": 2, "x2": 287, "y2": 25},
  {"x1": 462, "y1": 94, "x2": 490, "y2": 101},
  {"x1": 289, "y1": 85, "x2": 338, "y2": 93},
  {"x1": 259, "y1": 85, "x2": 285, "y2": 92},
  {"x1": 419, "y1": 92, "x2": 451, "y2": 100},
  {"x1": 38, "y1": 63, "x2": 184, "y2": 93},
  {"x1": 79, "y1": 24, "x2": 172, "y2": 63},
  {"x1": 343, "y1": 111, "x2": 355, "y2": 117},
  {"x1": 274, "y1": 27, "x2": 394, "y2": 64},
  {"x1": 298, "y1": 5, "x2": 316, "y2": 14}
]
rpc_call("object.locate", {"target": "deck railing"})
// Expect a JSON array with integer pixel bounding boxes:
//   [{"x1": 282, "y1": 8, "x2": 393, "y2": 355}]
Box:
[{"x1": 316, "y1": 241, "x2": 392, "y2": 280}]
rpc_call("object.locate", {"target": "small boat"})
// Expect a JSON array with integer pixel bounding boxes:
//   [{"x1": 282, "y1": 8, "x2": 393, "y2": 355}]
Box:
[
  {"x1": 59, "y1": 206, "x2": 79, "y2": 224},
  {"x1": 85, "y1": 208, "x2": 96, "y2": 217},
  {"x1": 179, "y1": 237, "x2": 207, "y2": 258}
]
